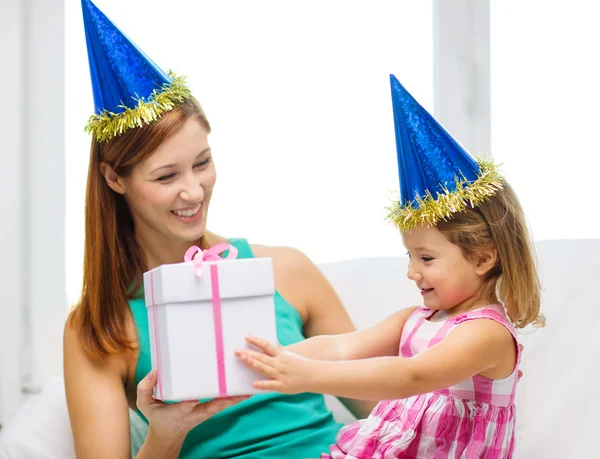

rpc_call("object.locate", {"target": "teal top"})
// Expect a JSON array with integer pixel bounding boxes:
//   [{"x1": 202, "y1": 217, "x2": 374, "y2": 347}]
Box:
[{"x1": 129, "y1": 238, "x2": 343, "y2": 458}]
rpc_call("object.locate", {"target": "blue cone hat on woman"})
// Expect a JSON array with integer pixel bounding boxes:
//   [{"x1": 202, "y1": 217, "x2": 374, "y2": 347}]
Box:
[{"x1": 81, "y1": 0, "x2": 191, "y2": 142}]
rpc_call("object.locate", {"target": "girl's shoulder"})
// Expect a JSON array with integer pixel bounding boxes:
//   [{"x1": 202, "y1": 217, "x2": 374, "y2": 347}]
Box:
[{"x1": 453, "y1": 304, "x2": 516, "y2": 334}]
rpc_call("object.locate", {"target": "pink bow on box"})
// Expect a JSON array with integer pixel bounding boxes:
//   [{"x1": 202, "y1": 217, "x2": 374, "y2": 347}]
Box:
[{"x1": 184, "y1": 242, "x2": 239, "y2": 277}]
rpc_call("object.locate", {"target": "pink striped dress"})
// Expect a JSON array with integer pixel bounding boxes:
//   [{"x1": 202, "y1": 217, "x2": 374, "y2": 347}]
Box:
[{"x1": 322, "y1": 303, "x2": 519, "y2": 459}]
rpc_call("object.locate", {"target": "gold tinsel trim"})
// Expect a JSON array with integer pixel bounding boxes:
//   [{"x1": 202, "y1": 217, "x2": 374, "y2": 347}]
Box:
[
  {"x1": 386, "y1": 158, "x2": 504, "y2": 232},
  {"x1": 84, "y1": 73, "x2": 191, "y2": 142}
]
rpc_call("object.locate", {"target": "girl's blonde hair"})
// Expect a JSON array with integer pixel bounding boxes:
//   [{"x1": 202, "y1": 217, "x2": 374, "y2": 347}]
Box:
[{"x1": 437, "y1": 180, "x2": 544, "y2": 328}]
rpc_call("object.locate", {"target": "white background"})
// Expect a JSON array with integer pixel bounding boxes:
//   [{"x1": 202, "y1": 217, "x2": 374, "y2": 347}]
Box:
[
  {"x1": 65, "y1": 0, "x2": 434, "y2": 305},
  {"x1": 490, "y1": 0, "x2": 600, "y2": 245},
  {"x1": 1, "y1": 0, "x2": 599, "y2": 428},
  {"x1": 65, "y1": 1, "x2": 600, "y2": 304}
]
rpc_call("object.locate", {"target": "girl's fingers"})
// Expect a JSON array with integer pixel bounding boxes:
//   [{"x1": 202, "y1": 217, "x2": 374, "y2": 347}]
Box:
[
  {"x1": 238, "y1": 352, "x2": 278, "y2": 378},
  {"x1": 252, "y1": 380, "x2": 282, "y2": 391},
  {"x1": 245, "y1": 335, "x2": 279, "y2": 357},
  {"x1": 236, "y1": 349, "x2": 272, "y2": 365}
]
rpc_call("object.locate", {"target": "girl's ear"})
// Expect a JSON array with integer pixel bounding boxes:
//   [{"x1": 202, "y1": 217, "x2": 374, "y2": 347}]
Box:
[
  {"x1": 475, "y1": 248, "x2": 498, "y2": 276},
  {"x1": 100, "y1": 163, "x2": 126, "y2": 194}
]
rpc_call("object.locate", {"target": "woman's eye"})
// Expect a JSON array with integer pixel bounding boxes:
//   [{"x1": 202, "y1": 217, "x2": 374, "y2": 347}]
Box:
[
  {"x1": 156, "y1": 158, "x2": 211, "y2": 181},
  {"x1": 156, "y1": 174, "x2": 176, "y2": 182}
]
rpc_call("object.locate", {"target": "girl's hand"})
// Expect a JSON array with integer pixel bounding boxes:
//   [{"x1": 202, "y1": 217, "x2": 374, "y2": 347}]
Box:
[
  {"x1": 137, "y1": 370, "x2": 249, "y2": 440},
  {"x1": 235, "y1": 335, "x2": 316, "y2": 394}
]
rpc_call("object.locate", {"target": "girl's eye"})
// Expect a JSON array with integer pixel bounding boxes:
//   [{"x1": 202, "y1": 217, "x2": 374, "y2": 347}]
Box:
[
  {"x1": 194, "y1": 158, "x2": 212, "y2": 168},
  {"x1": 421, "y1": 257, "x2": 433, "y2": 262}
]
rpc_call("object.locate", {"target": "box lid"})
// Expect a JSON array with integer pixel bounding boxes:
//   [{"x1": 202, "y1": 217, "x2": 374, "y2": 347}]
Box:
[{"x1": 143, "y1": 257, "x2": 274, "y2": 307}]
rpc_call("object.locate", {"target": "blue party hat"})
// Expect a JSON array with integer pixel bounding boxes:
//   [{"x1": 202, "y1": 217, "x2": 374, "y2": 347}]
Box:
[
  {"x1": 81, "y1": 0, "x2": 191, "y2": 142},
  {"x1": 386, "y1": 74, "x2": 502, "y2": 231}
]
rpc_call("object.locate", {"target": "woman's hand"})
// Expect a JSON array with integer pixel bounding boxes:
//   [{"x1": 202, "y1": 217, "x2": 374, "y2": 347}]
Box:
[
  {"x1": 235, "y1": 336, "x2": 316, "y2": 394},
  {"x1": 137, "y1": 370, "x2": 249, "y2": 440}
]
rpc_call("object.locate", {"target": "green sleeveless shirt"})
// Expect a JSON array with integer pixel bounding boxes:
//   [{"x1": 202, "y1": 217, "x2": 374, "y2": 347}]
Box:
[{"x1": 129, "y1": 238, "x2": 342, "y2": 458}]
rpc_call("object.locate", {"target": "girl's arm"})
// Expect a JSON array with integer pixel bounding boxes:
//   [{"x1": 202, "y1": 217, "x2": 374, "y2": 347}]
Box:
[
  {"x1": 287, "y1": 307, "x2": 419, "y2": 361},
  {"x1": 252, "y1": 244, "x2": 380, "y2": 418},
  {"x1": 237, "y1": 318, "x2": 516, "y2": 401},
  {"x1": 285, "y1": 307, "x2": 417, "y2": 417}
]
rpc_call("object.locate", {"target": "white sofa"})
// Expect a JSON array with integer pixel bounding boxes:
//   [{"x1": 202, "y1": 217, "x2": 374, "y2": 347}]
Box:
[{"x1": 1, "y1": 239, "x2": 598, "y2": 458}]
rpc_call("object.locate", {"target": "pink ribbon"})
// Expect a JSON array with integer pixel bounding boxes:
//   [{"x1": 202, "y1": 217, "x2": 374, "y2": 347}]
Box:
[
  {"x1": 151, "y1": 243, "x2": 238, "y2": 400},
  {"x1": 185, "y1": 243, "x2": 238, "y2": 397},
  {"x1": 184, "y1": 243, "x2": 239, "y2": 276},
  {"x1": 149, "y1": 270, "x2": 163, "y2": 400}
]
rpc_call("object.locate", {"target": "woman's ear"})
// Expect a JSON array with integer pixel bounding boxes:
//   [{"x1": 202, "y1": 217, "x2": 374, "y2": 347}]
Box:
[
  {"x1": 475, "y1": 248, "x2": 498, "y2": 276},
  {"x1": 100, "y1": 163, "x2": 126, "y2": 194}
]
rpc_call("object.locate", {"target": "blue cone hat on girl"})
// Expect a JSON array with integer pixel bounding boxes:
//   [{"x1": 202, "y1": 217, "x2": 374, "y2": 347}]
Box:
[{"x1": 386, "y1": 74, "x2": 503, "y2": 231}]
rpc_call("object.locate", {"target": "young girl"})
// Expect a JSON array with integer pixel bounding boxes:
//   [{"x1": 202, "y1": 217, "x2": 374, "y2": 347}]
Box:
[{"x1": 236, "y1": 75, "x2": 543, "y2": 458}]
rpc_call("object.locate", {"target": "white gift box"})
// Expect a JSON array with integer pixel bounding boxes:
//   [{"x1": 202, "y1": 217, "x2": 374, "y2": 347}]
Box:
[{"x1": 143, "y1": 256, "x2": 277, "y2": 401}]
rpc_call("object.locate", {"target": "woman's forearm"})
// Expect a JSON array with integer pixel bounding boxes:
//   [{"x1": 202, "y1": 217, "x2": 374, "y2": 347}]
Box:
[
  {"x1": 136, "y1": 426, "x2": 185, "y2": 459},
  {"x1": 286, "y1": 335, "x2": 345, "y2": 360}
]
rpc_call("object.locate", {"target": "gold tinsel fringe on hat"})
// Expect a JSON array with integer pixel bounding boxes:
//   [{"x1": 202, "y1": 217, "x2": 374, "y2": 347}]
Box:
[
  {"x1": 386, "y1": 158, "x2": 504, "y2": 232},
  {"x1": 84, "y1": 73, "x2": 191, "y2": 142}
]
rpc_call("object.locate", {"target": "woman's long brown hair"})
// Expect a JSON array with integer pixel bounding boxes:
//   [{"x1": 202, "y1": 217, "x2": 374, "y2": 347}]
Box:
[{"x1": 68, "y1": 98, "x2": 211, "y2": 360}]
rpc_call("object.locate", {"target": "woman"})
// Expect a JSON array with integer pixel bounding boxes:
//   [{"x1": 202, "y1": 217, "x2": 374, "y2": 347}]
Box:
[{"x1": 65, "y1": 2, "x2": 372, "y2": 457}]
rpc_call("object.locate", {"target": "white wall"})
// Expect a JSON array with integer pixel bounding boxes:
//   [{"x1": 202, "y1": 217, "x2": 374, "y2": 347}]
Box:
[
  {"x1": 0, "y1": 0, "x2": 26, "y2": 427},
  {"x1": 490, "y1": 0, "x2": 600, "y2": 240},
  {"x1": 434, "y1": 0, "x2": 490, "y2": 157},
  {"x1": 26, "y1": 0, "x2": 66, "y2": 395},
  {"x1": 65, "y1": 0, "x2": 435, "y2": 305},
  {"x1": 3, "y1": 0, "x2": 438, "y2": 425},
  {"x1": 0, "y1": 0, "x2": 597, "y2": 431},
  {"x1": 0, "y1": 0, "x2": 66, "y2": 425}
]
